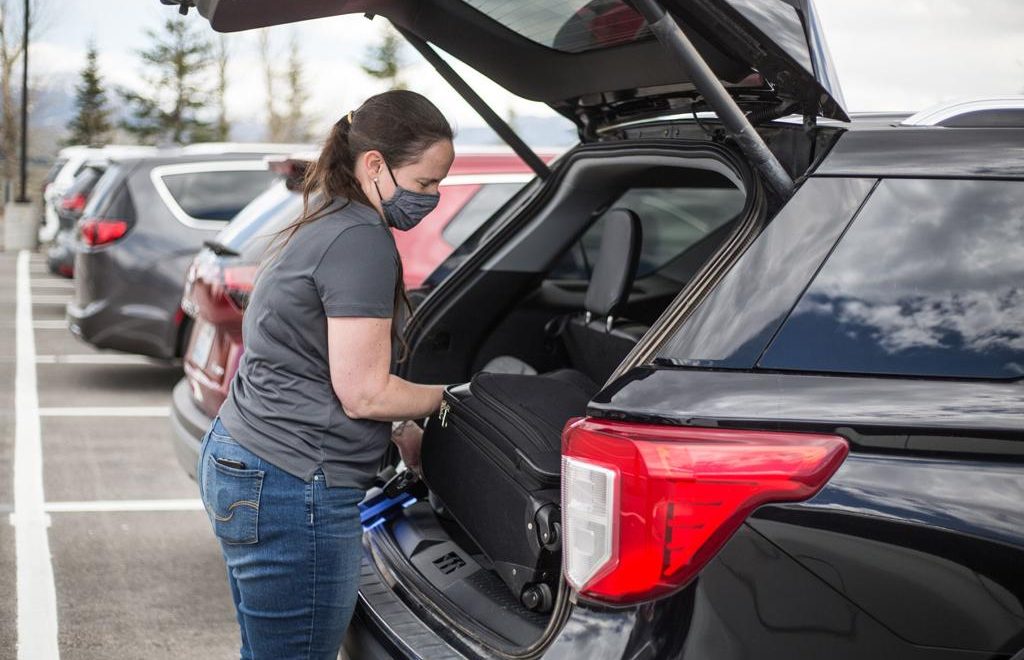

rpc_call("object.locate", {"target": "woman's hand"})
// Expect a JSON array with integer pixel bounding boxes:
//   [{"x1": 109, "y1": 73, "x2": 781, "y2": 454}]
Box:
[{"x1": 392, "y1": 421, "x2": 423, "y2": 475}]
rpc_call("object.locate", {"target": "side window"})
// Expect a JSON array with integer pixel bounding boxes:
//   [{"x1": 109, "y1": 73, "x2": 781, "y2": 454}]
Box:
[
  {"x1": 442, "y1": 182, "x2": 527, "y2": 248},
  {"x1": 81, "y1": 165, "x2": 124, "y2": 217},
  {"x1": 551, "y1": 186, "x2": 746, "y2": 280},
  {"x1": 217, "y1": 183, "x2": 305, "y2": 262},
  {"x1": 760, "y1": 178, "x2": 1024, "y2": 379},
  {"x1": 159, "y1": 168, "x2": 279, "y2": 223}
]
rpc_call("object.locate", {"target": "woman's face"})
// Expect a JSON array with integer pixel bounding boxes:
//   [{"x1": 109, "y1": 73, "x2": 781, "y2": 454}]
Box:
[{"x1": 372, "y1": 139, "x2": 455, "y2": 201}]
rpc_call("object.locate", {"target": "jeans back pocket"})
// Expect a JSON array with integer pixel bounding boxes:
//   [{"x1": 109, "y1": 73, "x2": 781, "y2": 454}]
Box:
[{"x1": 203, "y1": 455, "x2": 265, "y2": 545}]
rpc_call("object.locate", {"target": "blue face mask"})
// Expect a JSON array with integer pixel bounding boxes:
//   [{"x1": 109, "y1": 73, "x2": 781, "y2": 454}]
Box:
[{"x1": 374, "y1": 161, "x2": 440, "y2": 231}]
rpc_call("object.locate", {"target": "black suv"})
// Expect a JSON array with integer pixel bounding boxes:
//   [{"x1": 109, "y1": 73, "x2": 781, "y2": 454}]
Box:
[{"x1": 177, "y1": 1, "x2": 1024, "y2": 659}]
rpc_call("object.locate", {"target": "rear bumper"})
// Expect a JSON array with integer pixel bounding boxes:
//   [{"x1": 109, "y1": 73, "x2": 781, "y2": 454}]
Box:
[
  {"x1": 67, "y1": 296, "x2": 179, "y2": 359},
  {"x1": 70, "y1": 243, "x2": 184, "y2": 359},
  {"x1": 343, "y1": 555, "x2": 464, "y2": 660},
  {"x1": 46, "y1": 231, "x2": 76, "y2": 278},
  {"x1": 170, "y1": 377, "x2": 211, "y2": 481}
]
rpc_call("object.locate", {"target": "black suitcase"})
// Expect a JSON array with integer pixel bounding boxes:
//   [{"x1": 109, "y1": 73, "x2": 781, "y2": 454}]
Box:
[{"x1": 420, "y1": 370, "x2": 596, "y2": 612}]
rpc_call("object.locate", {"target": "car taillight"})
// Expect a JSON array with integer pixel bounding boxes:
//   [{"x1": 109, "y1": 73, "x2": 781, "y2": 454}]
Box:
[
  {"x1": 61, "y1": 193, "x2": 87, "y2": 213},
  {"x1": 79, "y1": 218, "x2": 128, "y2": 246},
  {"x1": 223, "y1": 265, "x2": 256, "y2": 310},
  {"x1": 561, "y1": 418, "x2": 849, "y2": 604},
  {"x1": 266, "y1": 157, "x2": 311, "y2": 191}
]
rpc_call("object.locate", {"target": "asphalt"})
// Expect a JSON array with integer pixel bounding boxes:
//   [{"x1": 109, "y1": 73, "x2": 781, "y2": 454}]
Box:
[{"x1": 0, "y1": 252, "x2": 241, "y2": 659}]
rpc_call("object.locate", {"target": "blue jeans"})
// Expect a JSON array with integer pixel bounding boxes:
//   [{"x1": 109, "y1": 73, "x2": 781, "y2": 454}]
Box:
[{"x1": 197, "y1": 417, "x2": 365, "y2": 660}]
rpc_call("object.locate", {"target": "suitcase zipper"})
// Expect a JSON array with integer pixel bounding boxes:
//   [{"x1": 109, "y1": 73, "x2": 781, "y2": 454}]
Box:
[
  {"x1": 439, "y1": 398, "x2": 451, "y2": 428},
  {"x1": 437, "y1": 394, "x2": 556, "y2": 489},
  {"x1": 473, "y1": 383, "x2": 556, "y2": 454}
]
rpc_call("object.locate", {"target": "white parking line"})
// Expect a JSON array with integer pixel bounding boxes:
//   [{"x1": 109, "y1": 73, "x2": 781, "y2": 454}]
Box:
[
  {"x1": 32, "y1": 320, "x2": 68, "y2": 330},
  {"x1": 40, "y1": 407, "x2": 170, "y2": 417},
  {"x1": 44, "y1": 499, "x2": 204, "y2": 513},
  {"x1": 35, "y1": 354, "x2": 159, "y2": 366},
  {"x1": 0, "y1": 321, "x2": 67, "y2": 330},
  {"x1": 12, "y1": 250, "x2": 62, "y2": 660},
  {"x1": 31, "y1": 295, "x2": 71, "y2": 304}
]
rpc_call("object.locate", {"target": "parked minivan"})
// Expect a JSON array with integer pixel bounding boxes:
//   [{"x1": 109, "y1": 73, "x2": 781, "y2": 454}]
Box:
[
  {"x1": 68, "y1": 144, "x2": 310, "y2": 360},
  {"x1": 178, "y1": 2, "x2": 1024, "y2": 659}
]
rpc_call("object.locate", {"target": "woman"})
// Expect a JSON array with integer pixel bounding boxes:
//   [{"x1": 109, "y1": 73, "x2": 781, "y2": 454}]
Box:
[{"x1": 196, "y1": 90, "x2": 453, "y2": 659}]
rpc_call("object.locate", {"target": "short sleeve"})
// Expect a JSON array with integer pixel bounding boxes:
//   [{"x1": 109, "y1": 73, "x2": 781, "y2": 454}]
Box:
[{"x1": 313, "y1": 224, "x2": 397, "y2": 318}]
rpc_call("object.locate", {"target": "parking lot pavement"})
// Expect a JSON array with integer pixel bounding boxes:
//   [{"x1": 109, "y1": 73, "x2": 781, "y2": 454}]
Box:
[{"x1": 1, "y1": 252, "x2": 240, "y2": 659}]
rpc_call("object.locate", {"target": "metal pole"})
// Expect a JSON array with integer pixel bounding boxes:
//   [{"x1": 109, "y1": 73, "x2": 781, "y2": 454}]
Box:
[
  {"x1": 393, "y1": 25, "x2": 551, "y2": 181},
  {"x1": 632, "y1": 0, "x2": 794, "y2": 200},
  {"x1": 16, "y1": 0, "x2": 28, "y2": 202}
]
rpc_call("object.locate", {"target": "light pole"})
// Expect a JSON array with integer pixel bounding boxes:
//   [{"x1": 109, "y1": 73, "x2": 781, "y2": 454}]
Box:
[
  {"x1": 3, "y1": 0, "x2": 37, "y2": 251},
  {"x1": 15, "y1": 0, "x2": 28, "y2": 203}
]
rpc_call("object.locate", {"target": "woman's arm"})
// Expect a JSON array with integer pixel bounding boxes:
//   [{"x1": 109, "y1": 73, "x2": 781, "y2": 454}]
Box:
[{"x1": 327, "y1": 316, "x2": 443, "y2": 422}]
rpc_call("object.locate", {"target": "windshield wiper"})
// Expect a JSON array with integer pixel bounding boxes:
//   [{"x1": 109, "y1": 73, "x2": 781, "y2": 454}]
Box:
[{"x1": 202, "y1": 240, "x2": 240, "y2": 257}]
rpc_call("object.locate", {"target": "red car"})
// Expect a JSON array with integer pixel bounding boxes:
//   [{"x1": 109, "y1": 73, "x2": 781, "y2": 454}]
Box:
[{"x1": 171, "y1": 150, "x2": 550, "y2": 478}]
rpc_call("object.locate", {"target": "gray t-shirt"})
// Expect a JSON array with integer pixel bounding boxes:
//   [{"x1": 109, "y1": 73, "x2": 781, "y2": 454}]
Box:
[{"x1": 218, "y1": 198, "x2": 398, "y2": 489}]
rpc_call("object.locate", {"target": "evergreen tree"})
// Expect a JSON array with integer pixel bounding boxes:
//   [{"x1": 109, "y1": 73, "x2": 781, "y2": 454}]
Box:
[
  {"x1": 283, "y1": 35, "x2": 310, "y2": 142},
  {"x1": 65, "y1": 42, "x2": 111, "y2": 146},
  {"x1": 120, "y1": 18, "x2": 215, "y2": 144},
  {"x1": 361, "y1": 25, "x2": 405, "y2": 90}
]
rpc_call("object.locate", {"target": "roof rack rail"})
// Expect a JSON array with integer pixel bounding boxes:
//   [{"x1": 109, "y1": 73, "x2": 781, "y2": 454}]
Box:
[{"x1": 900, "y1": 96, "x2": 1024, "y2": 127}]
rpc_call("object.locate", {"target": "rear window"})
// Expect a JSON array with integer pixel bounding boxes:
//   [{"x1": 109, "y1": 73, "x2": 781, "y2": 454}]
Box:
[
  {"x1": 216, "y1": 181, "x2": 303, "y2": 261},
  {"x1": 66, "y1": 166, "x2": 105, "y2": 197},
  {"x1": 44, "y1": 159, "x2": 68, "y2": 185},
  {"x1": 553, "y1": 184, "x2": 746, "y2": 280},
  {"x1": 463, "y1": 0, "x2": 651, "y2": 53},
  {"x1": 442, "y1": 182, "x2": 526, "y2": 247},
  {"x1": 759, "y1": 179, "x2": 1024, "y2": 379},
  {"x1": 81, "y1": 165, "x2": 124, "y2": 218},
  {"x1": 159, "y1": 167, "x2": 279, "y2": 223}
]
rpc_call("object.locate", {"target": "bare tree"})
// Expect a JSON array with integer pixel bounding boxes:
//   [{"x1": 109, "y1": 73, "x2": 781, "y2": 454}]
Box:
[
  {"x1": 213, "y1": 34, "x2": 230, "y2": 141},
  {"x1": 0, "y1": 0, "x2": 46, "y2": 194},
  {"x1": 283, "y1": 34, "x2": 310, "y2": 143},
  {"x1": 258, "y1": 29, "x2": 285, "y2": 142}
]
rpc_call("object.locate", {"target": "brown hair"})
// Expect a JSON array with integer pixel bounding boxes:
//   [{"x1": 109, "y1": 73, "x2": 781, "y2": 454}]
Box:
[{"x1": 273, "y1": 90, "x2": 453, "y2": 361}]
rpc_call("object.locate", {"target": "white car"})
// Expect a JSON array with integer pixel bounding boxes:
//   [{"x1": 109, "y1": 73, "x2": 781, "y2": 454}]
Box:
[{"x1": 41, "y1": 145, "x2": 159, "y2": 243}]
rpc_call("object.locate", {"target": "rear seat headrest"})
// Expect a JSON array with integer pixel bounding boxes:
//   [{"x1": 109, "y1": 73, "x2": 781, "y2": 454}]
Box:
[{"x1": 584, "y1": 208, "x2": 642, "y2": 320}]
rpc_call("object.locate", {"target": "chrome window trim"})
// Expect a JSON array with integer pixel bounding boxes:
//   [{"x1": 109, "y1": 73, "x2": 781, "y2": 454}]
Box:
[
  {"x1": 440, "y1": 173, "x2": 534, "y2": 186},
  {"x1": 900, "y1": 96, "x2": 1024, "y2": 126},
  {"x1": 150, "y1": 160, "x2": 271, "y2": 230}
]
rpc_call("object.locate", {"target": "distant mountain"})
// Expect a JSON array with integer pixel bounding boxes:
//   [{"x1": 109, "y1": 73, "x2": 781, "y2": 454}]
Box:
[
  {"x1": 456, "y1": 115, "x2": 577, "y2": 149},
  {"x1": 26, "y1": 76, "x2": 577, "y2": 158}
]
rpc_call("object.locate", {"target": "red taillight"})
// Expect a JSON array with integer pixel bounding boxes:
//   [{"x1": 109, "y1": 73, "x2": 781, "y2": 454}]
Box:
[
  {"x1": 266, "y1": 157, "x2": 311, "y2": 191},
  {"x1": 223, "y1": 265, "x2": 256, "y2": 309},
  {"x1": 79, "y1": 218, "x2": 128, "y2": 246},
  {"x1": 561, "y1": 418, "x2": 849, "y2": 604},
  {"x1": 61, "y1": 193, "x2": 87, "y2": 213}
]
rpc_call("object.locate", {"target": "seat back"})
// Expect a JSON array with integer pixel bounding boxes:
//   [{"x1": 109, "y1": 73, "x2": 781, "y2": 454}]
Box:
[
  {"x1": 562, "y1": 209, "x2": 648, "y2": 383},
  {"x1": 583, "y1": 209, "x2": 643, "y2": 321}
]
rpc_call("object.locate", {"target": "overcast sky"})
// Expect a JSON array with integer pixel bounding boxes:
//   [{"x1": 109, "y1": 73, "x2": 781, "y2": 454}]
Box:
[{"x1": 29, "y1": 0, "x2": 1024, "y2": 140}]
